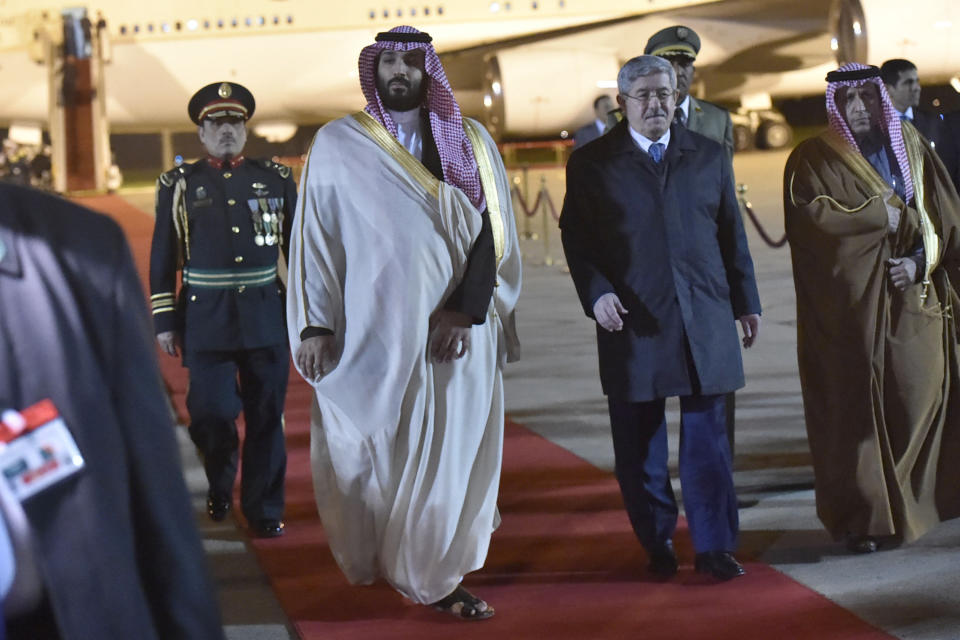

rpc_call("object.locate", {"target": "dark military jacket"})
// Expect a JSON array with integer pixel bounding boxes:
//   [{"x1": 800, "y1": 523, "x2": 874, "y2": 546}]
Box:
[{"x1": 150, "y1": 156, "x2": 296, "y2": 353}]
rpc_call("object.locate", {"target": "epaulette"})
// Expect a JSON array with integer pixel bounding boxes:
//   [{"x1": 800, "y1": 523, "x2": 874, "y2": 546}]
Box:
[
  {"x1": 157, "y1": 162, "x2": 197, "y2": 187},
  {"x1": 253, "y1": 158, "x2": 292, "y2": 180}
]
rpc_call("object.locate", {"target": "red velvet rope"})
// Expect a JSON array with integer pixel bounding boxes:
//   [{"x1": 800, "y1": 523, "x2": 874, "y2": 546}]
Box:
[{"x1": 510, "y1": 184, "x2": 545, "y2": 218}]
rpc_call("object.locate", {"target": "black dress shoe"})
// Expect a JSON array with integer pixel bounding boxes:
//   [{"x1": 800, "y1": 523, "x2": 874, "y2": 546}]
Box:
[
  {"x1": 647, "y1": 541, "x2": 678, "y2": 578},
  {"x1": 845, "y1": 536, "x2": 878, "y2": 554},
  {"x1": 694, "y1": 551, "x2": 745, "y2": 581},
  {"x1": 206, "y1": 493, "x2": 231, "y2": 522},
  {"x1": 253, "y1": 519, "x2": 285, "y2": 538}
]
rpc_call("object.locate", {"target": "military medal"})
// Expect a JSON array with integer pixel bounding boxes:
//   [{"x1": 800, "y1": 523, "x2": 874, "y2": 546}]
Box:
[
  {"x1": 252, "y1": 181, "x2": 268, "y2": 197},
  {"x1": 247, "y1": 198, "x2": 266, "y2": 245},
  {"x1": 196, "y1": 186, "x2": 207, "y2": 199}
]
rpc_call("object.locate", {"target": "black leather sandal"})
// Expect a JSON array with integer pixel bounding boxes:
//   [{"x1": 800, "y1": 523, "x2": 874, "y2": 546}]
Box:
[{"x1": 431, "y1": 585, "x2": 495, "y2": 620}]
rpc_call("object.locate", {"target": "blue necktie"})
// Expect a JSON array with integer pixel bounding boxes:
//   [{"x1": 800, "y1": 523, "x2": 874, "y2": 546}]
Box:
[{"x1": 648, "y1": 142, "x2": 664, "y2": 163}]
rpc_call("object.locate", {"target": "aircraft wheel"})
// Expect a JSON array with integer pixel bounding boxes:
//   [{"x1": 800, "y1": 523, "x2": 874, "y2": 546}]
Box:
[
  {"x1": 733, "y1": 125, "x2": 753, "y2": 152},
  {"x1": 757, "y1": 121, "x2": 793, "y2": 149}
]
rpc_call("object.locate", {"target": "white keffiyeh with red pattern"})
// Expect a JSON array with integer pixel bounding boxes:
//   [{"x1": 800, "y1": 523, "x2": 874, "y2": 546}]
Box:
[
  {"x1": 825, "y1": 62, "x2": 914, "y2": 203},
  {"x1": 358, "y1": 25, "x2": 485, "y2": 211}
]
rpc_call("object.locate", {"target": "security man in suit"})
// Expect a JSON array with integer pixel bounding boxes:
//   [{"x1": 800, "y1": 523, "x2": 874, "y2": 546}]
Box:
[
  {"x1": 645, "y1": 25, "x2": 741, "y2": 472},
  {"x1": 150, "y1": 82, "x2": 296, "y2": 538},
  {"x1": 881, "y1": 59, "x2": 944, "y2": 151},
  {"x1": 573, "y1": 95, "x2": 615, "y2": 149}
]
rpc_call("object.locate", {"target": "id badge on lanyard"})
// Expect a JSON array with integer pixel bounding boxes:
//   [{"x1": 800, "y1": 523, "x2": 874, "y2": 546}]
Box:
[{"x1": 0, "y1": 399, "x2": 85, "y2": 502}]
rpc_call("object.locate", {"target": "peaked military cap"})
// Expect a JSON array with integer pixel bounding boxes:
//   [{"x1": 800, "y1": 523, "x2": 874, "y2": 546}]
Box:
[
  {"x1": 644, "y1": 25, "x2": 701, "y2": 60},
  {"x1": 188, "y1": 82, "x2": 256, "y2": 124}
]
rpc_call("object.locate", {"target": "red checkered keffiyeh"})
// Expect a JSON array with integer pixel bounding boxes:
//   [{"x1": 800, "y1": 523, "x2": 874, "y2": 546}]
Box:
[
  {"x1": 359, "y1": 25, "x2": 485, "y2": 210},
  {"x1": 825, "y1": 62, "x2": 913, "y2": 203}
]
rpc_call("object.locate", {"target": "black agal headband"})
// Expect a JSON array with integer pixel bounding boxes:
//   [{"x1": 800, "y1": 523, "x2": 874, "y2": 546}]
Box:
[
  {"x1": 375, "y1": 31, "x2": 433, "y2": 43},
  {"x1": 825, "y1": 66, "x2": 880, "y2": 82}
]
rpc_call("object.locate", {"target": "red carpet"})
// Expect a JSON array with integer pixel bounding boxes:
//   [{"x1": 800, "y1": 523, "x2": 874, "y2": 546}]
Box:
[{"x1": 80, "y1": 194, "x2": 894, "y2": 640}]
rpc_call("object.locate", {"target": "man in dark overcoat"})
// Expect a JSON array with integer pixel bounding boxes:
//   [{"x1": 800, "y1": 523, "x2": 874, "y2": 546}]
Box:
[
  {"x1": 0, "y1": 183, "x2": 225, "y2": 639},
  {"x1": 560, "y1": 55, "x2": 761, "y2": 582},
  {"x1": 150, "y1": 82, "x2": 296, "y2": 538}
]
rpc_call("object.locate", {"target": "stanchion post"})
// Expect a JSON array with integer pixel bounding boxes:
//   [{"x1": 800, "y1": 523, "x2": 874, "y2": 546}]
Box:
[
  {"x1": 521, "y1": 164, "x2": 537, "y2": 239},
  {"x1": 736, "y1": 182, "x2": 749, "y2": 211},
  {"x1": 540, "y1": 175, "x2": 553, "y2": 266}
]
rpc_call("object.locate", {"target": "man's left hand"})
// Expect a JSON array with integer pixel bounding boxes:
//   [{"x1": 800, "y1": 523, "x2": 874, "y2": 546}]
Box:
[
  {"x1": 738, "y1": 314, "x2": 761, "y2": 349},
  {"x1": 887, "y1": 257, "x2": 917, "y2": 291},
  {"x1": 429, "y1": 310, "x2": 472, "y2": 362}
]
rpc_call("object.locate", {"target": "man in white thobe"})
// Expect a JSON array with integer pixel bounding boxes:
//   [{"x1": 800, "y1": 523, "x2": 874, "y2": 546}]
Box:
[{"x1": 287, "y1": 25, "x2": 521, "y2": 620}]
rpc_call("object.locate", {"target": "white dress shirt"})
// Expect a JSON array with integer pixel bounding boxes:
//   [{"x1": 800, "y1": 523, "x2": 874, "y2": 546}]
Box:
[
  {"x1": 388, "y1": 108, "x2": 423, "y2": 161},
  {"x1": 628, "y1": 126, "x2": 671, "y2": 154},
  {"x1": 676, "y1": 95, "x2": 691, "y2": 125}
]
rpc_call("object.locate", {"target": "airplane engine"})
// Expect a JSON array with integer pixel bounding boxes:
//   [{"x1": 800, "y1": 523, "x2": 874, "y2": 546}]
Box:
[
  {"x1": 831, "y1": 0, "x2": 959, "y2": 80},
  {"x1": 481, "y1": 48, "x2": 621, "y2": 139}
]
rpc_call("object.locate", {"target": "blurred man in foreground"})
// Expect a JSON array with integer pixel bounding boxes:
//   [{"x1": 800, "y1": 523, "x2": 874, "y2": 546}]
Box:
[{"x1": 0, "y1": 183, "x2": 224, "y2": 639}]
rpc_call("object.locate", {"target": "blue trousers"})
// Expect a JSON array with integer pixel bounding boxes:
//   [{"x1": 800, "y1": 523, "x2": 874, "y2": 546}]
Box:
[{"x1": 607, "y1": 393, "x2": 738, "y2": 553}]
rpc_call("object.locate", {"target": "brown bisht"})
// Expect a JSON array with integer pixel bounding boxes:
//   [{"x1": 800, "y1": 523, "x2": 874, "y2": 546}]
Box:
[{"x1": 784, "y1": 123, "x2": 960, "y2": 543}]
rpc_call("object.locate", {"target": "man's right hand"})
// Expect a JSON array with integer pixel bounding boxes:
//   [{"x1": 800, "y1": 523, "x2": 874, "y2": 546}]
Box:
[
  {"x1": 157, "y1": 331, "x2": 181, "y2": 357},
  {"x1": 296, "y1": 335, "x2": 337, "y2": 381},
  {"x1": 593, "y1": 293, "x2": 628, "y2": 332}
]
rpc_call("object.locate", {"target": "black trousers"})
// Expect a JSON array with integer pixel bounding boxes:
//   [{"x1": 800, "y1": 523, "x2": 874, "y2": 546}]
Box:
[{"x1": 185, "y1": 344, "x2": 288, "y2": 521}]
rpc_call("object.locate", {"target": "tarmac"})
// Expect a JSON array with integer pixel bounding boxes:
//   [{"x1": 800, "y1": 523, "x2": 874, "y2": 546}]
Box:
[{"x1": 124, "y1": 146, "x2": 960, "y2": 639}]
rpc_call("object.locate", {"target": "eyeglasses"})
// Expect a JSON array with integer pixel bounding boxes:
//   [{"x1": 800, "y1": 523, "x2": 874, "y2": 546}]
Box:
[{"x1": 620, "y1": 89, "x2": 675, "y2": 105}]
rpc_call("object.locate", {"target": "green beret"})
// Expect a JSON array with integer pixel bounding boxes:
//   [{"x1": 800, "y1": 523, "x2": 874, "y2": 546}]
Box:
[{"x1": 644, "y1": 25, "x2": 701, "y2": 60}]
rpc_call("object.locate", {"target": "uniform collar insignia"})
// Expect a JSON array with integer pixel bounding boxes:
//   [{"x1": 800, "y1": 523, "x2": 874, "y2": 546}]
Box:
[{"x1": 206, "y1": 155, "x2": 245, "y2": 170}]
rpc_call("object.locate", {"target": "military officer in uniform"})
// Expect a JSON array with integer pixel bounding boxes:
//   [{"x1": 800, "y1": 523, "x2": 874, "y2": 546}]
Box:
[
  {"x1": 644, "y1": 26, "x2": 734, "y2": 160},
  {"x1": 150, "y1": 82, "x2": 295, "y2": 538}
]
